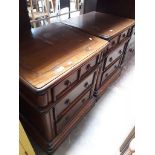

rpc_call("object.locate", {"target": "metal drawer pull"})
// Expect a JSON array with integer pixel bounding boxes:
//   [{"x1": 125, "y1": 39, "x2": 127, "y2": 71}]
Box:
[
  {"x1": 65, "y1": 116, "x2": 69, "y2": 122},
  {"x1": 119, "y1": 50, "x2": 122, "y2": 54},
  {"x1": 129, "y1": 48, "x2": 133, "y2": 52},
  {"x1": 122, "y1": 33, "x2": 126, "y2": 38},
  {"x1": 84, "y1": 82, "x2": 89, "y2": 88},
  {"x1": 114, "y1": 65, "x2": 118, "y2": 69},
  {"x1": 64, "y1": 80, "x2": 71, "y2": 86},
  {"x1": 64, "y1": 99, "x2": 70, "y2": 105},
  {"x1": 112, "y1": 41, "x2": 115, "y2": 45},
  {"x1": 105, "y1": 73, "x2": 109, "y2": 77},
  {"x1": 82, "y1": 98, "x2": 86, "y2": 103},
  {"x1": 86, "y1": 64, "x2": 91, "y2": 70},
  {"x1": 109, "y1": 57, "x2": 113, "y2": 62}
]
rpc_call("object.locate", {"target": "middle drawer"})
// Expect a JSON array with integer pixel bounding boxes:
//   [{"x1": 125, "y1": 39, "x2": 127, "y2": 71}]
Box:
[
  {"x1": 101, "y1": 59, "x2": 121, "y2": 85},
  {"x1": 105, "y1": 43, "x2": 125, "y2": 68},
  {"x1": 56, "y1": 90, "x2": 91, "y2": 134},
  {"x1": 53, "y1": 71, "x2": 78, "y2": 100},
  {"x1": 80, "y1": 56, "x2": 98, "y2": 77},
  {"x1": 54, "y1": 71, "x2": 95, "y2": 120}
]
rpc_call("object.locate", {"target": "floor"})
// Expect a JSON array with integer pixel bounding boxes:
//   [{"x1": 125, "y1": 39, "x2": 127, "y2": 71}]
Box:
[{"x1": 30, "y1": 56, "x2": 135, "y2": 155}]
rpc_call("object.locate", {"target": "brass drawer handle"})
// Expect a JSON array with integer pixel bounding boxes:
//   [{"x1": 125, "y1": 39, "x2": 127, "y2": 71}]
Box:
[
  {"x1": 64, "y1": 99, "x2": 70, "y2": 105},
  {"x1": 109, "y1": 57, "x2": 113, "y2": 62},
  {"x1": 84, "y1": 82, "x2": 89, "y2": 88},
  {"x1": 64, "y1": 80, "x2": 71, "y2": 86},
  {"x1": 86, "y1": 64, "x2": 91, "y2": 70}
]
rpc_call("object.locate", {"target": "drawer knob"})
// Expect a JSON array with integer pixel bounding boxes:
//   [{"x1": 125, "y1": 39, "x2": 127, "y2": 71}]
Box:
[
  {"x1": 114, "y1": 65, "x2": 118, "y2": 69},
  {"x1": 129, "y1": 48, "x2": 133, "y2": 52},
  {"x1": 64, "y1": 80, "x2": 71, "y2": 86},
  {"x1": 84, "y1": 82, "x2": 89, "y2": 88},
  {"x1": 112, "y1": 41, "x2": 115, "y2": 45},
  {"x1": 82, "y1": 98, "x2": 86, "y2": 103},
  {"x1": 105, "y1": 73, "x2": 109, "y2": 77},
  {"x1": 86, "y1": 64, "x2": 91, "y2": 70},
  {"x1": 65, "y1": 116, "x2": 69, "y2": 122},
  {"x1": 64, "y1": 99, "x2": 70, "y2": 105},
  {"x1": 109, "y1": 57, "x2": 113, "y2": 62},
  {"x1": 119, "y1": 50, "x2": 122, "y2": 54},
  {"x1": 122, "y1": 33, "x2": 126, "y2": 38}
]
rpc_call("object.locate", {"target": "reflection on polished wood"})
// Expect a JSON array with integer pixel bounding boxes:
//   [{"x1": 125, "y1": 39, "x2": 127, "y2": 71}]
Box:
[
  {"x1": 20, "y1": 22, "x2": 108, "y2": 91},
  {"x1": 20, "y1": 12, "x2": 135, "y2": 154},
  {"x1": 63, "y1": 11, "x2": 134, "y2": 39}
]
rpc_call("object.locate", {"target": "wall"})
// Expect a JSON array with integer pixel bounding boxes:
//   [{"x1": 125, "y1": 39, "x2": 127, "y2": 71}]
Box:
[{"x1": 84, "y1": 0, "x2": 135, "y2": 19}]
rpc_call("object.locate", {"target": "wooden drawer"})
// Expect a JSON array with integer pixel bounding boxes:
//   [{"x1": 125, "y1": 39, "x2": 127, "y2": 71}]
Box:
[
  {"x1": 130, "y1": 27, "x2": 135, "y2": 42},
  {"x1": 56, "y1": 90, "x2": 91, "y2": 133},
  {"x1": 54, "y1": 72, "x2": 95, "y2": 120},
  {"x1": 119, "y1": 29, "x2": 129, "y2": 42},
  {"x1": 107, "y1": 36, "x2": 119, "y2": 50},
  {"x1": 101, "y1": 59, "x2": 120, "y2": 84},
  {"x1": 105, "y1": 43, "x2": 125, "y2": 68},
  {"x1": 80, "y1": 56, "x2": 98, "y2": 77},
  {"x1": 53, "y1": 71, "x2": 78, "y2": 100}
]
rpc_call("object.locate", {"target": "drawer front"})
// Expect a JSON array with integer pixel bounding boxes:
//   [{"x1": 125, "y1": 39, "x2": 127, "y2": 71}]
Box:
[
  {"x1": 130, "y1": 28, "x2": 135, "y2": 42},
  {"x1": 80, "y1": 56, "x2": 97, "y2": 77},
  {"x1": 54, "y1": 72, "x2": 94, "y2": 119},
  {"x1": 107, "y1": 36, "x2": 119, "y2": 50},
  {"x1": 101, "y1": 60, "x2": 120, "y2": 84},
  {"x1": 119, "y1": 29, "x2": 129, "y2": 42},
  {"x1": 53, "y1": 71, "x2": 78, "y2": 99},
  {"x1": 105, "y1": 43, "x2": 125, "y2": 68},
  {"x1": 56, "y1": 90, "x2": 91, "y2": 133},
  {"x1": 123, "y1": 42, "x2": 135, "y2": 65},
  {"x1": 132, "y1": 27, "x2": 135, "y2": 36}
]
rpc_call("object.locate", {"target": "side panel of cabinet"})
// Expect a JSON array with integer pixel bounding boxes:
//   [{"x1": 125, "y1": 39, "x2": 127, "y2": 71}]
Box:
[{"x1": 19, "y1": 96, "x2": 56, "y2": 141}]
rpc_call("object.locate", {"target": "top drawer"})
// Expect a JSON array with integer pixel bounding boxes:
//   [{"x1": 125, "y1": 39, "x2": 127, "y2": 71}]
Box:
[
  {"x1": 54, "y1": 71, "x2": 95, "y2": 120},
  {"x1": 119, "y1": 29, "x2": 129, "y2": 42},
  {"x1": 105, "y1": 43, "x2": 125, "y2": 68},
  {"x1": 107, "y1": 36, "x2": 119, "y2": 50},
  {"x1": 80, "y1": 56, "x2": 98, "y2": 77},
  {"x1": 53, "y1": 71, "x2": 78, "y2": 100}
]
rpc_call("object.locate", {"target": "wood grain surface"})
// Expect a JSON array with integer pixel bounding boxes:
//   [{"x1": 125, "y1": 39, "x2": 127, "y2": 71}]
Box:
[
  {"x1": 20, "y1": 22, "x2": 108, "y2": 91},
  {"x1": 63, "y1": 11, "x2": 135, "y2": 39}
]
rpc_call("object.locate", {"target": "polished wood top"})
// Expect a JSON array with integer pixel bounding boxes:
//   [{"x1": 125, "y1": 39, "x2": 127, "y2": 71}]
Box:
[
  {"x1": 20, "y1": 22, "x2": 108, "y2": 92},
  {"x1": 63, "y1": 11, "x2": 135, "y2": 39}
]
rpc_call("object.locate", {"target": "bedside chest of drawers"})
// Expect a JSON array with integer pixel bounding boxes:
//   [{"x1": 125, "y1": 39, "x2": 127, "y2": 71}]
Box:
[
  {"x1": 63, "y1": 11, "x2": 135, "y2": 98},
  {"x1": 123, "y1": 26, "x2": 135, "y2": 66},
  {"x1": 19, "y1": 22, "x2": 108, "y2": 154}
]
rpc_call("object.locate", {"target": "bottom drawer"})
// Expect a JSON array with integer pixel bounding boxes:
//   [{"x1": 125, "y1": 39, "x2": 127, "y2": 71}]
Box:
[
  {"x1": 101, "y1": 59, "x2": 121, "y2": 84},
  {"x1": 56, "y1": 90, "x2": 91, "y2": 133}
]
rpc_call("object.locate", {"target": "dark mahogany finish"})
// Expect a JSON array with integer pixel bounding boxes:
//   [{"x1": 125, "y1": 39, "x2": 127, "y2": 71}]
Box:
[
  {"x1": 63, "y1": 12, "x2": 135, "y2": 98},
  {"x1": 19, "y1": 22, "x2": 108, "y2": 153},
  {"x1": 63, "y1": 12, "x2": 134, "y2": 40},
  {"x1": 20, "y1": 12, "x2": 135, "y2": 154}
]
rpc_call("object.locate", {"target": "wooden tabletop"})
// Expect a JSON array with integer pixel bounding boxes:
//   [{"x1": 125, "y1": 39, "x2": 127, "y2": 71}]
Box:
[
  {"x1": 20, "y1": 22, "x2": 108, "y2": 91},
  {"x1": 63, "y1": 11, "x2": 135, "y2": 40}
]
